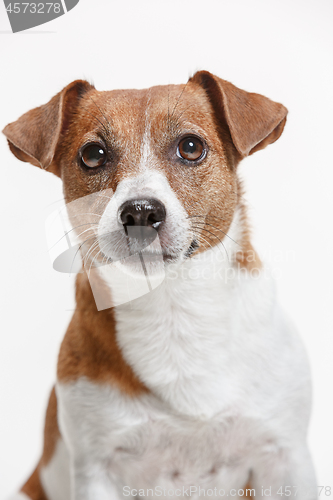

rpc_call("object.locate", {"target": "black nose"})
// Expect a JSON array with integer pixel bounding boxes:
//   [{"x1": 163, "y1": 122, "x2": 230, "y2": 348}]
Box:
[{"x1": 119, "y1": 199, "x2": 166, "y2": 229}]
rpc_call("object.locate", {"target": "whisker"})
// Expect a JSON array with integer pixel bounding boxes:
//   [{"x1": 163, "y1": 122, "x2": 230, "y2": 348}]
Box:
[
  {"x1": 175, "y1": 104, "x2": 194, "y2": 122},
  {"x1": 88, "y1": 231, "x2": 114, "y2": 274},
  {"x1": 192, "y1": 232, "x2": 214, "y2": 250},
  {"x1": 83, "y1": 228, "x2": 120, "y2": 272},
  {"x1": 81, "y1": 106, "x2": 110, "y2": 139},
  {"x1": 170, "y1": 81, "x2": 190, "y2": 120},
  {"x1": 94, "y1": 231, "x2": 116, "y2": 266},
  {"x1": 100, "y1": 233, "x2": 116, "y2": 262},
  {"x1": 70, "y1": 212, "x2": 102, "y2": 219},
  {"x1": 69, "y1": 234, "x2": 99, "y2": 276},
  {"x1": 187, "y1": 217, "x2": 240, "y2": 246},
  {"x1": 82, "y1": 97, "x2": 112, "y2": 139},
  {"x1": 191, "y1": 230, "x2": 226, "y2": 261},
  {"x1": 87, "y1": 248, "x2": 102, "y2": 276},
  {"x1": 45, "y1": 197, "x2": 68, "y2": 209},
  {"x1": 48, "y1": 222, "x2": 99, "y2": 252},
  {"x1": 191, "y1": 225, "x2": 230, "y2": 262},
  {"x1": 187, "y1": 213, "x2": 245, "y2": 230},
  {"x1": 192, "y1": 231, "x2": 213, "y2": 248},
  {"x1": 193, "y1": 231, "x2": 224, "y2": 259},
  {"x1": 83, "y1": 240, "x2": 100, "y2": 267},
  {"x1": 90, "y1": 97, "x2": 112, "y2": 136},
  {"x1": 167, "y1": 85, "x2": 170, "y2": 124}
]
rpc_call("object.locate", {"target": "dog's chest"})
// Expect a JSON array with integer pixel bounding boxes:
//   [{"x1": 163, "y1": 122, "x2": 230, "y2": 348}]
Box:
[
  {"x1": 111, "y1": 406, "x2": 253, "y2": 492},
  {"x1": 57, "y1": 244, "x2": 286, "y2": 493},
  {"x1": 112, "y1": 255, "x2": 275, "y2": 418},
  {"x1": 57, "y1": 380, "x2": 255, "y2": 493},
  {"x1": 57, "y1": 252, "x2": 292, "y2": 494},
  {"x1": 116, "y1": 301, "x2": 231, "y2": 416}
]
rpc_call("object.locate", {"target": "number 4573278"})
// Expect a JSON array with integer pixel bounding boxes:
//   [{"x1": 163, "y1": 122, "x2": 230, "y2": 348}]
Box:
[{"x1": 6, "y1": 3, "x2": 60, "y2": 14}]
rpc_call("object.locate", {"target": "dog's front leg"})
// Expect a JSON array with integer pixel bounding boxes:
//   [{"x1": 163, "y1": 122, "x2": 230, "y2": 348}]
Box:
[
  {"x1": 56, "y1": 382, "x2": 126, "y2": 500},
  {"x1": 252, "y1": 444, "x2": 317, "y2": 500}
]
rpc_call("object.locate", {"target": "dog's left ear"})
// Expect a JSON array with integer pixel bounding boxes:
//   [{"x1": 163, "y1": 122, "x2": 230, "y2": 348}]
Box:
[
  {"x1": 2, "y1": 80, "x2": 94, "y2": 176},
  {"x1": 190, "y1": 70, "x2": 288, "y2": 157}
]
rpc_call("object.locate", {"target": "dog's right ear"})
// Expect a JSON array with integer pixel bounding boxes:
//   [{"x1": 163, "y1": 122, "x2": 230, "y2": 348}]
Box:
[
  {"x1": 190, "y1": 71, "x2": 287, "y2": 160},
  {"x1": 2, "y1": 80, "x2": 94, "y2": 177}
]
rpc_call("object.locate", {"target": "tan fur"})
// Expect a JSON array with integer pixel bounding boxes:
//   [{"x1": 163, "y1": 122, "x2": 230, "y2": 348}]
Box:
[
  {"x1": 21, "y1": 467, "x2": 47, "y2": 500},
  {"x1": 57, "y1": 272, "x2": 148, "y2": 394},
  {"x1": 234, "y1": 181, "x2": 262, "y2": 273}
]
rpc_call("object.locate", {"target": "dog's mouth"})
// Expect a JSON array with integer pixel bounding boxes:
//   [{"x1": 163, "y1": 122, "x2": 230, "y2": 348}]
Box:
[
  {"x1": 91, "y1": 227, "x2": 198, "y2": 277},
  {"x1": 99, "y1": 249, "x2": 178, "y2": 264},
  {"x1": 134, "y1": 251, "x2": 178, "y2": 262},
  {"x1": 97, "y1": 225, "x2": 195, "y2": 261}
]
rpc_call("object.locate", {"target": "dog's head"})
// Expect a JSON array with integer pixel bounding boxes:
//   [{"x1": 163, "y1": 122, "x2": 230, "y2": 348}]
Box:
[{"x1": 3, "y1": 71, "x2": 287, "y2": 278}]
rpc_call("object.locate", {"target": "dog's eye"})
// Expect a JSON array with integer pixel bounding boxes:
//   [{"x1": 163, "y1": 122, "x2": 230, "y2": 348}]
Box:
[
  {"x1": 177, "y1": 137, "x2": 204, "y2": 162},
  {"x1": 81, "y1": 144, "x2": 107, "y2": 168}
]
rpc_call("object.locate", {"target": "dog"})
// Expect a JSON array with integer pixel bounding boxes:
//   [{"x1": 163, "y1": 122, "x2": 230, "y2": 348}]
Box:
[{"x1": 3, "y1": 71, "x2": 317, "y2": 500}]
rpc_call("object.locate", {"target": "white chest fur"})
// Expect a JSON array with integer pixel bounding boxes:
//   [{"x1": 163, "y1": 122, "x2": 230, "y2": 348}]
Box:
[
  {"x1": 109, "y1": 236, "x2": 309, "y2": 421},
  {"x1": 114, "y1": 248, "x2": 275, "y2": 417},
  {"x1": 56, "y1": 235, "x2": 314, "y2": 498},
  {"x1": 57, "y1": 380, "x2": 256, "y2": 495}
]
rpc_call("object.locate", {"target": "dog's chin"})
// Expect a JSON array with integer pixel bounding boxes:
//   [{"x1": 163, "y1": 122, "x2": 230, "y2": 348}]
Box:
[
  {"x1": 94, "y1": 237, "x2": 198, "y2": 279},
  {"x1": 109, "y1": 251, "x2": 180, "y2": 279}
]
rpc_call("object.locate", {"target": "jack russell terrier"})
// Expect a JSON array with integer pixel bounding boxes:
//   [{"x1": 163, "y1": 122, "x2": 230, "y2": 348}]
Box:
[{"x1": 3, "y1": 71, "x2": 317, "y2": 500}]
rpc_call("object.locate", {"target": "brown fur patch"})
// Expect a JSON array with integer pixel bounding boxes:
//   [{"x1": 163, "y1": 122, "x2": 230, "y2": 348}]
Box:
[
  {"x1": 21, "y1": 466, "x2": 47, "y2": 500},
  {"x1": 234, "y1": 182, "x2": 262, "y2": 273},
  {"x1": 57, "y1": 272, "x2": 148, "y2": 395}
]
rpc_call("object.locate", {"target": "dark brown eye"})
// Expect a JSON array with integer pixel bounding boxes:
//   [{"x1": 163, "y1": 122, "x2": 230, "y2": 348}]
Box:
[
  {"x1": 177, "y1": 136, "x2": 205, "y2": 161},
  {"x1": 81, "y1": 144, "x2": 107, "y2": 168}
]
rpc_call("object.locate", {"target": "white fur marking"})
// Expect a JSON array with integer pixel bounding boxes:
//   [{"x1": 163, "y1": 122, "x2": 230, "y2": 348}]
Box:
[{"x1": 97, "y1": 171, "x2": 191, "y2": 281}]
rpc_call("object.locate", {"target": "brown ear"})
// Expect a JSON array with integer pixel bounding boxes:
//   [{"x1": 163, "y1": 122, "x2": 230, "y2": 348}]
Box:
[
  {"x1": 190, "y1": 70, "x2": 287, "y2": 157},
  {"x1": 2, "y1": 80, "x2": 94, "y2": 176}
]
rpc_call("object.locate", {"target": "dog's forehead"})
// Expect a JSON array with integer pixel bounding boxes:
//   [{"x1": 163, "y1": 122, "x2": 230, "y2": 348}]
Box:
[{"x1": 82, "y1": 82, "x2": 213, "y2": 136}]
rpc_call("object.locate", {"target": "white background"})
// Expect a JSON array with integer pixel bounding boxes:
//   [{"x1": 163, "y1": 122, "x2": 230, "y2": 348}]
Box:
[{"x1": 0, "y1": 0, "x2": 332, "y2": 496}]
